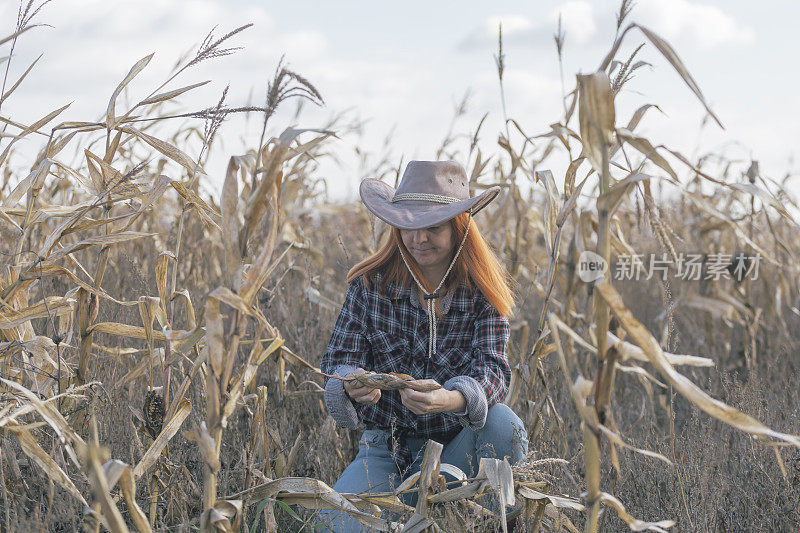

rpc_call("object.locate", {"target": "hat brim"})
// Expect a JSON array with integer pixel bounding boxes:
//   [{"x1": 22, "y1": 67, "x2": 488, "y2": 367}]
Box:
[{"x1": 359, "y1": 179, "x2": 501, "y2": 230}]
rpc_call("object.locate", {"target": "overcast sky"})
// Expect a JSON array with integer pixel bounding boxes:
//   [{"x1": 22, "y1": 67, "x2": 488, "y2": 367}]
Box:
[{"x1": 2, "y1": 0, "x2": 798, "y2": 203}]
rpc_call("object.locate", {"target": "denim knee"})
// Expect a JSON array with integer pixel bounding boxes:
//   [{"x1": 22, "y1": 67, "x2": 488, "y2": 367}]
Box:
[
  {"x1": 477, "y1": 404, "x2": 528, "y2": 462},
  {"x1": 315, "y1": 429, "x2": 399, "y2": 532}
]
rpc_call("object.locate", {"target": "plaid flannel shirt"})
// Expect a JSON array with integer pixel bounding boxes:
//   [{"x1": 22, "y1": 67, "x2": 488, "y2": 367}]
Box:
[{"x1": 321, "y1": 272, "x2": 511, "y2": 475}]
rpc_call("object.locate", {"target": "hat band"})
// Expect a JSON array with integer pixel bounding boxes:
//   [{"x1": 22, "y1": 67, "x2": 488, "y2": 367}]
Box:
[{"x1": 391, "y1": 192, "x2": 460, "y2": 204}]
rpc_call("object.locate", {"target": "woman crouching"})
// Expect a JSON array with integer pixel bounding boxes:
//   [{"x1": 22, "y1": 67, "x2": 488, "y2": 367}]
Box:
[{"x1": 317, "y1": 160, "x2": 528, "y2": 531}]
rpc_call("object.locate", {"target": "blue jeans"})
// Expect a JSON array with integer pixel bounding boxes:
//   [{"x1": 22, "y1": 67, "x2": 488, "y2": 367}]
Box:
[{"x1": 315, "y1": 404, "x2": 528, "y2": 532}]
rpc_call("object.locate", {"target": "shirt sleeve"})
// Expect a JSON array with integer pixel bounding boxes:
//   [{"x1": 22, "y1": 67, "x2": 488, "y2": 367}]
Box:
[
  {"x1": 444, "y1": 375, "x2": 486, "y2": 429},
  {"x1": 443, "y1": 295, "x2": 511, "y2": 430},
  {"x1": 321, "y1": 277, "x2": 371, "y2": 429},
  {"x1": 470, "y1": 296, "x2": 512, "y2": 408}
]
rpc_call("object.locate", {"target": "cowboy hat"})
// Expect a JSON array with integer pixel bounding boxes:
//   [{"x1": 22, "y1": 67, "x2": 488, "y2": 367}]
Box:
[{"x1": 359, "y1": 160, "x2": 500, "y2": 230}]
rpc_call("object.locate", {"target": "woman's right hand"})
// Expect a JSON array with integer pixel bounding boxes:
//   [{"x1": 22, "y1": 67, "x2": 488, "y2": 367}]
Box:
[{"x1": 343, "y1": 368, "x2": 381, "y2": 404}]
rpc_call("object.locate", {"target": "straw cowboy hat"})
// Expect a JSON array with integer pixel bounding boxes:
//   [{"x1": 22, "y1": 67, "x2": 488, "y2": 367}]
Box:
[{"x1": 359, "y1": 160, "x2": 500, "y2": 230}]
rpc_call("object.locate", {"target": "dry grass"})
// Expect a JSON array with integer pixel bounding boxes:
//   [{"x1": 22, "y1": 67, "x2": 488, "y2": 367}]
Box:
[{"x1": 1, "y1": 1, "x2": 798, "y2": 532}]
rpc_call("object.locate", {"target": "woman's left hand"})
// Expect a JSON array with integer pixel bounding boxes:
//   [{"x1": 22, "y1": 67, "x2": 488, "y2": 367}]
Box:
[{"x1": 399, "y1": 380, "x2": 466, "y2": 415}]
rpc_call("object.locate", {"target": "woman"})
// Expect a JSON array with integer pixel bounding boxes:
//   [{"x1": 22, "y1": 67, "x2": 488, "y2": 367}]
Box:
[{"x1": 318, "y1": 160, "x2": 528, "y2": 531}]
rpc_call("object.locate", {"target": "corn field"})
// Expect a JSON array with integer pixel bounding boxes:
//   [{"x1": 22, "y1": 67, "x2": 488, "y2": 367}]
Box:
[{"x1": 1, "y1": 1, "x2": 798, "y2": 532}]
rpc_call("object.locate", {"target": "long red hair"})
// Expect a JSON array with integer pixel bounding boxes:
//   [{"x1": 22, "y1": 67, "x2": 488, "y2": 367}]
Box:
[{"x1": 346, "y1": 213, "x2": 514, "y2": 317}]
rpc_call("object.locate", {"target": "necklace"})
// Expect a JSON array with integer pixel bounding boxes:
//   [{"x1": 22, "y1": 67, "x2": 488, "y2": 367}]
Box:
[{"x1": 397, "y1": 212, "x2": 471, "y2": 359}]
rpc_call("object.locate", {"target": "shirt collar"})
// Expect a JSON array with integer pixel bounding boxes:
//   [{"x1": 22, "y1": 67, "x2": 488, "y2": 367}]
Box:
[{"x1": 383, "y1": 276, "x2": 473, "y2": 314}]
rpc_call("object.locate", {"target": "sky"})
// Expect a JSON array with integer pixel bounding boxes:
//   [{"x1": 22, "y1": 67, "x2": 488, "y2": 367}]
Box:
[{"x1": 1, "y1": 0, "x2": 798, "y2": 203}]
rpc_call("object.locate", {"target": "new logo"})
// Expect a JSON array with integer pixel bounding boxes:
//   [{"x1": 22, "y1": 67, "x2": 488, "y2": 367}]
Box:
[{"x1": 577, "y1": 250, "x2": 608, "y2": 283}]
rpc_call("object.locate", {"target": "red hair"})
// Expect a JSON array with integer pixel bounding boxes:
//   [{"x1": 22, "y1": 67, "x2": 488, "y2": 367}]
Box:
[{"x1": 346, "y1": 213, "x2": 514, "y2": 317}]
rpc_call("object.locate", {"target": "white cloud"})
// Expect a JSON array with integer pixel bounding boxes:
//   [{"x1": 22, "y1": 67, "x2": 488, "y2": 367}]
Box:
[
  {"x1": 484, "y1": 14, "x2": 535, "y2": 37},
  {"x1": 464, "y1": 65, "x2": 564, "y2": 138},
  {"x1": 273, "y1": 31, "x2": 328, "y2": 62},
  {"x1": 457, "y1": 14, "x2": 547, "y2": 51},
  {"x1": 636, "y1": 0, "x2": 755, "y2": 48},
  {"x1": 459, "y1": 4, "x2": 602, "y2": 52},
  {"x1": 548, "y1": 2, "x2": 597, "y2": 46}
]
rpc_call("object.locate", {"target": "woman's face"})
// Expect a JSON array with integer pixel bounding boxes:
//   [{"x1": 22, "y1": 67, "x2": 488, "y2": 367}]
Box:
[{"x1": 399, "y1": 223, "x2": 455, "y2": 273}]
